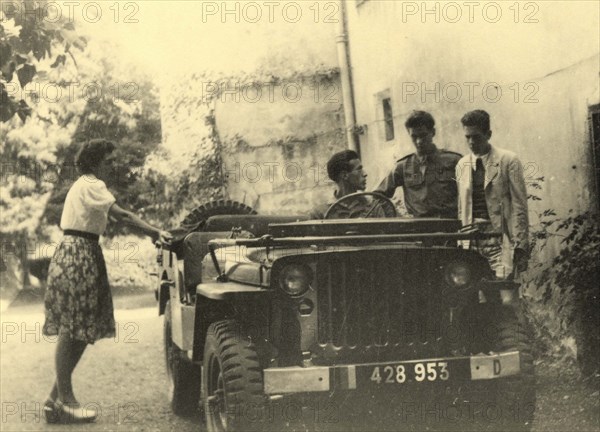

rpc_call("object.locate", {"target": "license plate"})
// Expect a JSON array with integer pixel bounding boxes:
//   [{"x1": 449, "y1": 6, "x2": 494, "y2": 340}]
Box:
[
  {"x1": 356, "y1": 352, "x2": 519, "y2": 386},
  {"x1": 363, "y1": 361, "x2": 452, "y2": 385},
  {"x1": 357, "y1": 358, "x2": 472, "y2": 386}
]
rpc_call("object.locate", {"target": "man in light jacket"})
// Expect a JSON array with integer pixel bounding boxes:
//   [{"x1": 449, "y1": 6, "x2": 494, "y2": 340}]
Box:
[{"x1": 456, "y1": 110, "x2": 529, "y2": 279}]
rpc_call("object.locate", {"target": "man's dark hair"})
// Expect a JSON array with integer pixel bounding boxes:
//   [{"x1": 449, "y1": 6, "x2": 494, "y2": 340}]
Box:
[
  {"x1": 76, "y1": 139, "x2": 116, "y2": 174},
  {"x1": 405, "y1": 111, "x2": 435, "y2": 131},
  {"x1": 461, "y1": 110, "x2": 491, "y2": 132},
  {"x1": 327, "y1": 150, "x2": 360, "y2": 182}
]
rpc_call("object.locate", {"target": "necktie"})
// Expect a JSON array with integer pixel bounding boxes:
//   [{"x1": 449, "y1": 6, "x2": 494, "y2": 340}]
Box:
[
  {"x1": 475, "y1": 158, "x2": 485, "y2": 174},
  {"x1": 472, "y1": 158, "x2": 489, "y2": 219}
]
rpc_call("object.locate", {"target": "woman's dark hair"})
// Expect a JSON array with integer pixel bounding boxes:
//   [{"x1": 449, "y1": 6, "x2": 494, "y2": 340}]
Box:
[
  {"x1": 76, "y1": 139, "x2": 116, "y2": 174},
  {"x1": 327, "y1": 150, "x2": 360, "y2": 182},
  {"x1": 461, "y1": 110, "x2": 491, "y2": 132}
]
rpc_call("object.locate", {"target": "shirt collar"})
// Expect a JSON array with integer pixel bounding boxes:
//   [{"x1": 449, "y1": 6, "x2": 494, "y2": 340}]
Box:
[
  {"x1": 81, "y1": 173, "x2": 99, "y2": 182},
  {"x1": 470, "y1": 148, "x2": 492, "y2": 169},
  {"x1": 416, "y1": 144, "x2": 438, "y2": 164},
  {"x1": 416, "y1": 154, "x2": 427, "y2": 164}
]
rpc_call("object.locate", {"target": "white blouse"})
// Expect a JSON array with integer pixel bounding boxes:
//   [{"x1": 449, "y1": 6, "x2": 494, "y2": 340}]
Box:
[{"x1": 60, "y1": 175, "x2": 116, "y2": 235}]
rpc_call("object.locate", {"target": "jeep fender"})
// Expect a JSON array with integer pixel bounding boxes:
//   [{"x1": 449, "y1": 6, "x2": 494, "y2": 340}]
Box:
[
  {"x1": 197, "y1": 282, "x2": 267, "y2": 300},
  {"x1": 192, "y1": 282, "x2": 271, "y2": 362}
]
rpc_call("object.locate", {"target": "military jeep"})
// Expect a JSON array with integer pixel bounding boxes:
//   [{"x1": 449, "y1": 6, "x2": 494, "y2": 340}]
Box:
[{"x1": 154, "y1": 198, "x2": 535, "y2": 431}]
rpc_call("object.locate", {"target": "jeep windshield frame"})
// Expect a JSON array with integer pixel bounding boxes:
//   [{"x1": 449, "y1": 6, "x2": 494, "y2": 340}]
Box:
[
  {"x1": 206, "y1": 229, "x2": 500, "y2": 281},
  {"x1": 208, "y1": 230, "x2": 500, "y2": 249}
]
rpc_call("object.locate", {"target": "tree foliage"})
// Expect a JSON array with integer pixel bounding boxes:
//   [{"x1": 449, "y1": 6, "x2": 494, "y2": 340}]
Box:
[
  {"x1": 1, "y1": 1, "x2": 86, "y2": 238},
  {"x1": 1, "y1": 2, "x2": 164, "y2": 242},
  {"x1": 40, "y1": 44, "x2": 163, "y2": 237},
  {"x1": 0, "y1": 0, "x2": 86, "y2": 122}
]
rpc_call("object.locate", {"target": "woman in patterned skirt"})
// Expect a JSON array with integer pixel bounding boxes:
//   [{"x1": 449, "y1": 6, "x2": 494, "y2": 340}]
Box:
[{"x1": 42, "y1": 139, "x2": 172, "y2": 423}]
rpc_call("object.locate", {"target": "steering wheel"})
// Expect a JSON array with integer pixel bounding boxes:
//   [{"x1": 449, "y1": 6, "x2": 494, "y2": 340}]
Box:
[{"x1": 324, "y1": 192, "x2": 398, "y2": 219}]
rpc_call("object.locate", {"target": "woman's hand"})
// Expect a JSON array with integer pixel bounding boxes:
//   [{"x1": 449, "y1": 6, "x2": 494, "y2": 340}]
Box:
[{"x1": 159, "y1": 230, "x2": 173, "y2": 245}]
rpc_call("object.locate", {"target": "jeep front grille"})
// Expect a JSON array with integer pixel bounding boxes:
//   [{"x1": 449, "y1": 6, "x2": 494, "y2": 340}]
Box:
[{"x1": 316, "y1": 250, "x2": 457, "y2": 359}]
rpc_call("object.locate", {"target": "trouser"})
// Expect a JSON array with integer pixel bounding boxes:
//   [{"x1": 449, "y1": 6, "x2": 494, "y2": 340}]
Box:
[{"x1": 470, "y1": 219, "x2": 515, "y2": 280}]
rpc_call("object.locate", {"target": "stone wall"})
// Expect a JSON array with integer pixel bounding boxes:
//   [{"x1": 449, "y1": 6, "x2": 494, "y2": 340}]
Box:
[
  {"x1": 215, "y1": 75, "x2": 346, "y2": 214},
  {"x1": 159, "y1": 72, "x2": 346, "y2": 217}
]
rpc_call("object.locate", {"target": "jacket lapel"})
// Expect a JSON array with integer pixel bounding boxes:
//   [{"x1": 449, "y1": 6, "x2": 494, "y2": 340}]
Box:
[{"x1": 484, "y1": 147, "x2": 500, "y2": 189}]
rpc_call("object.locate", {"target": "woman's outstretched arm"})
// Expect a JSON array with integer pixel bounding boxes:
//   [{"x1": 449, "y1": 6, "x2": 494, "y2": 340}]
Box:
[{"x1": 109, "y1": 203, "x2": 172, "y2": 243}]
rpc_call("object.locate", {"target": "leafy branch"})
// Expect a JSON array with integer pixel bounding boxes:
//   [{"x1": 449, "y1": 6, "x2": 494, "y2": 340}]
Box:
[
  {"x1": 0, "y1": 0, "x2": 87, "y2": 122},
  {"x1": 529, "y1": 209, "x2": 600, "y2": 375}
]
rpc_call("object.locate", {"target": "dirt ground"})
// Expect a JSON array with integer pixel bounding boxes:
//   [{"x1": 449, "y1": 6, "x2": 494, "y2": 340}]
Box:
[{"x1": 1, "y1": 291, "x2": 598, "y2": 432}]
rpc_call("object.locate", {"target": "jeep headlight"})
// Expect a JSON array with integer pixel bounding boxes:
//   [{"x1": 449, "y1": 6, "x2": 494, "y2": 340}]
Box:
[
  {"x1": 279, "y1": 264, "x2": 312, "y2": 297},
  {"x1": 444, "y1": 262, "x2": 471, "y2": 287}
]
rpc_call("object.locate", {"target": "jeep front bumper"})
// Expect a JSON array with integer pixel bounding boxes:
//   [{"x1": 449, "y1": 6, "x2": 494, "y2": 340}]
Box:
[{"x1": 263, "y1": 351, "x2": 521, "y2": 394}]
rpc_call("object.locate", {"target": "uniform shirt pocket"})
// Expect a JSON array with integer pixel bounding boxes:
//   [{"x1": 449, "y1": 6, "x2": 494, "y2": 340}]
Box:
[{"x1": 405, "y1": 171, "x2": 424, "y2": 186}]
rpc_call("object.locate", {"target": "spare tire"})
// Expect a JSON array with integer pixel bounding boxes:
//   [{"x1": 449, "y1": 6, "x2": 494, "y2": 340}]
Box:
[
  {"x1": 167, "y1": 200, "x2": 258, "y2": 255},
  {"x1": 180, "y1": 200, "x2": 257, "y2": 232}
]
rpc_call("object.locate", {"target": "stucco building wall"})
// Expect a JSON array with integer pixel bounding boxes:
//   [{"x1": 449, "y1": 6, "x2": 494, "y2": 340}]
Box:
[
  {"x1": 215, "y1": 78, "x2": 346, "y2": 214},
  {"x1": 158, "y1": 8, "x2": 344, "y2": 216},
  {"x1": 345, "y1": 1, "x2": 599, "y2": 221},
  {"x1": 160, "y1": 75, "x2": 346, "y2": 216}
]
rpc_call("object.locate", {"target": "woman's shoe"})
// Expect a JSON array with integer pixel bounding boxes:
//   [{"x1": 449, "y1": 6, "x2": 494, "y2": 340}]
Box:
[
  {"x1": 55, "y1": 400, "x2": 97, "y2": 423},
  {"x1": 43, "y1": 400, "x2": 60, "y2": 424}
]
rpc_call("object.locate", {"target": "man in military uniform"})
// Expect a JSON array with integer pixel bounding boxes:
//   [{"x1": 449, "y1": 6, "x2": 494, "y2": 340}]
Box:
[
  {"x1": 310, "y1": 150, "x2": 385, "y2": 219},
  {"x1": 374, "y1": 111, "x2": 462, "y2": 218}
]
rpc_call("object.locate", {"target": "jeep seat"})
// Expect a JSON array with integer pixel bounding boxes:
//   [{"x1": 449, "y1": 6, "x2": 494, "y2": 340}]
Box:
[{"x1": 182, "y1": 232, "x2": 230, "y2": 292}]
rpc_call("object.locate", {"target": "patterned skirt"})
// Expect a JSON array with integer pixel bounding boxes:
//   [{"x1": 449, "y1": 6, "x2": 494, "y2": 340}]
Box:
[{"x1": 43, "y1": 235, "x2": 115, "y2": 344}]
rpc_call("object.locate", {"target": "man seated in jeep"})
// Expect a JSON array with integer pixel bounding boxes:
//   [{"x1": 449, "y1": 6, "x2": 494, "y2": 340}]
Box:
[{"x1": 310, "y1": 150, "x2": 390, "y2": 219}]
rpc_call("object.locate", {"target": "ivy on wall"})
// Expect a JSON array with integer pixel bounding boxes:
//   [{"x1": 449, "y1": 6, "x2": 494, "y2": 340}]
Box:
[
  {"x1": 527, "y1": 209, "x2": 600, "y2": 376},
  {"x1": 159, "y1": 67, "x2": 343, "y2": 220},
  {"x1": 521, "y1": 175, "x2": 600, "y2": 376}
]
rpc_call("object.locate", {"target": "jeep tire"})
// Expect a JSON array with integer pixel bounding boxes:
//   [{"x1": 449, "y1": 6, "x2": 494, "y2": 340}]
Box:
[
  {"x1": 202, "y1": 319, "x2": 268, "y2": 432},
  {"x1": 164, "y1": 301, "x2": 201, "y2": 415},
  {"x1": 181, "y1": 200, "x2": 257, "y2": 232},
  {"x1": 489, "y1": 306, "x2": 536, "y2": 432}
]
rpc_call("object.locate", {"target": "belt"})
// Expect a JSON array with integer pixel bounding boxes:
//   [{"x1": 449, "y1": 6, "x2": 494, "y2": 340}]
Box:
[{"x1": 63, "y1": 229, "x2": 99, "y2": 242}]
